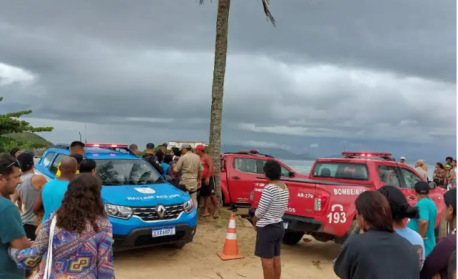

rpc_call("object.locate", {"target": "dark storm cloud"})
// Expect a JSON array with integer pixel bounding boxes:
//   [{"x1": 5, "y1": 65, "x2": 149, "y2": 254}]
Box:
[
  {"x1": 0, "y1": 0, "x2": 455, "y2": 81},
  {"x1": 0, "y1": 0, "x2": 455, "y2": 152}
]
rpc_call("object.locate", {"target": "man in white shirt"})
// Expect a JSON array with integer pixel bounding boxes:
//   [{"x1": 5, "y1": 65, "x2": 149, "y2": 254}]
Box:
[{"x1": 415, "y1": 160, "x2": 428, "y2": 180}]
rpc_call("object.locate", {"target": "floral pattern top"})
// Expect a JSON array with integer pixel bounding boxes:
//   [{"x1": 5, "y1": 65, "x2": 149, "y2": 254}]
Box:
[{"x1": 9, "y1": 213, "x2": 115, "y2": 279}]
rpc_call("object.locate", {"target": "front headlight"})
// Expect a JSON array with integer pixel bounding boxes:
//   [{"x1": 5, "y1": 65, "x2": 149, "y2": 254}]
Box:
[
  {"x1": 183, "y1": 199, "x2": 194, "y2": 213},
  {"x1": 105, "y1": 204, "x2": 133, "y2": 219}
]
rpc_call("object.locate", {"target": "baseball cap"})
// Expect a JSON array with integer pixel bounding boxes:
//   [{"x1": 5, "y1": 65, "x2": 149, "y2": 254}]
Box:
[
  {"x1": 180, "y1": 143, "x2": 192, "y2": 150},
  {"x1": 17, "y1": 152, "x2": 34, "y2": 171},
  {"x1": 400, "y1": 156, "x2": 406, "y2": 160},
  {"x1": 414, "y1": 181, "x2": 430, "y2": 194},
  {"x1": 161, "y1": 143, "x2": 168, "y2": 147},
  {"x1": 146, "y1": 143, "x2": 155, "y2": 149},
  {"x1": 195, "y1": 145, "x2": 205, "y2": 151}
]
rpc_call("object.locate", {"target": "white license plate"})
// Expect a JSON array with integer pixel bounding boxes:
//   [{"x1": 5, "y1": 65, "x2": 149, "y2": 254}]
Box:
[
  {"x1": 283, "y1": 221, "x2": 289, "y2": 229},
  {"x1": 152, "y1": 226, "x2": 176, "y2": 237}
]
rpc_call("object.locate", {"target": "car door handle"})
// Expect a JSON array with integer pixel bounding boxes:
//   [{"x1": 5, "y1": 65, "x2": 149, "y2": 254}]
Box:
[
  {"x1": 409, "y1": 196, "x2": 416, "y2": 200},
  {"x1": 231, "y1": 176, "x2": 240, "y2": 180}
]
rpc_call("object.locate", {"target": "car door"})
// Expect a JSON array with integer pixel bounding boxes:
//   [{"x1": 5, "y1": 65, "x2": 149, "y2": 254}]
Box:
[
  {"x1": 399, "y1": 166, "x2": 445, "y2": 221},
  {"x1": 48, "y1": 154, "x2": 67, "y2": 179},
  {"x1": 227, "y1": 156, "x2": 260, "y2": 204},
  {"x1": 35, "y1": 151, "x2": 56, "y2": 178},
  {"x1": 257, "y1": 159, "x2": 316, "y2": 218}
]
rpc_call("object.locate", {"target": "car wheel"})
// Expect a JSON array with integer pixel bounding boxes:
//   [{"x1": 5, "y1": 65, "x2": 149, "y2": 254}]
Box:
[{"x1": 282, "y1": 231, "x2": 304, "y2": 245}]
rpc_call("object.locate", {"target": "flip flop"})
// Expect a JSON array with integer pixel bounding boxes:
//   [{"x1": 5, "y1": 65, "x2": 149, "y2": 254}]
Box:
[
  {"x1": 213, "y1": 213, "x2": 219, "y2": 219},
  {"x1": 202, "y1": 213, "x2": 210, "y2": 218}
]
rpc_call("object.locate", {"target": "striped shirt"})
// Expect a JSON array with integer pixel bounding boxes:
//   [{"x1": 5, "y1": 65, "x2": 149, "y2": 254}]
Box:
[{"x1": 255, "y1": 183, "x2": 289, "y2": 227}]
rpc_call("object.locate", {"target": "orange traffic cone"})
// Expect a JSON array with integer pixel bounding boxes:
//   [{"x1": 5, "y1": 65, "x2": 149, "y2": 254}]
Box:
[{"x1": 217, "y1": 213, "x2": 243, "y2": 261}]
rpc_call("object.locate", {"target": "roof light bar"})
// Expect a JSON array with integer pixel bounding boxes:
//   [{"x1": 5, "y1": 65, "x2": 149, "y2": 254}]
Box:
[
  {"x1": 342, "y1": 152, "x2": 392, "y2": 158},
  {"x1": 85, "y1": 143, "x2": 128, "y2": 148}
]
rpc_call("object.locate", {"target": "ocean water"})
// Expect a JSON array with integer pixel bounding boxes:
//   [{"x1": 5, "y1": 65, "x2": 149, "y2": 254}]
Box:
[{"x1": 282, "y1": 159, "x2": 435, "y2": 178}]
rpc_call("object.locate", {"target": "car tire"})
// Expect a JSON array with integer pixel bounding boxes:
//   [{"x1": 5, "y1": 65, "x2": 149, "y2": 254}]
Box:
[{"x1": 282, "y1": 231, "x2": 304, "y2": 245}]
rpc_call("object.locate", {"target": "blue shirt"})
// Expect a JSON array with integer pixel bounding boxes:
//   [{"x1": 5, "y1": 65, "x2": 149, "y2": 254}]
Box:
[
  {"x1": 41, "y1": 179, "x2": 70, "y2": 224},
  {"x1": 161, "y1": 163, "x2": 170, "y2": 178},
  {"x1": 396, "y1": 227, "x2": 425, "y2": 269},
  {"x1": 407, "y1": 198, "x2": 437, "y2": 256}
]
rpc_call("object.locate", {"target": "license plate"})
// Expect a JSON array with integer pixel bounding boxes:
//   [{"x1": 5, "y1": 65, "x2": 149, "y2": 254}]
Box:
[
  {"x1": 152, "y1": 226, "x2": 176, "y2": 237},
  {"x1": 283, "y1": 221, "x2": 289, "y2": 229}
]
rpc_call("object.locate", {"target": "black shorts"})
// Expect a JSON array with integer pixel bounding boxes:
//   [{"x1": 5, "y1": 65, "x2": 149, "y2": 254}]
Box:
[
  {"x1": 200, "y1": 176, "x2": 216, "y2": 196},
  {"x1": 255, "y1": 222, "x2": 285, "y2": 259},
  {"x1": 23, "y1": 224, "x2": 37, "y2": 241}
]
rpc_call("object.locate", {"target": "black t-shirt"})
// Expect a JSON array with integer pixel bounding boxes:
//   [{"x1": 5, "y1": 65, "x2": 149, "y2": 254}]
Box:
[
  {"x1": 334, "y1": 229, "x2": 420, "y2": 279},
  {"x1": 142, "y1": 153, "x2": 164, "y2": 175}
]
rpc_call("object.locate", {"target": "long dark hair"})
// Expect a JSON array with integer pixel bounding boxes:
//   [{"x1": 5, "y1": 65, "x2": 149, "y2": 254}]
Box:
[
  {"x1": 436, "y1": 162, "x2": 445, "y2": 169},
  {"x1": 444, "y1": 188, "x2": 457, "y2": 218},
  {"x1": 378, "y1": 186, "x2": 419, "y2": 223},
  {"x1": 56, "y1": 174, "x2": 105, "y2": 234},
  {"x1": 355, "y1": 191, "x2": 394, "y2": 232}
]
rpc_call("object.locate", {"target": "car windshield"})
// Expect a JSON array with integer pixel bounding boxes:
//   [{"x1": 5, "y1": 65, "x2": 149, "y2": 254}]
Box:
[{"x1": 94, "y1": 159, "x2": 165, "y2": 186}]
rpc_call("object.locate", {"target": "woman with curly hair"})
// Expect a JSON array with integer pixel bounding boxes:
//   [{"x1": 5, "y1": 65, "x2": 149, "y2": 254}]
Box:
[{"x1": 8, "y1": 174, "x2": 115, "y2": 278}]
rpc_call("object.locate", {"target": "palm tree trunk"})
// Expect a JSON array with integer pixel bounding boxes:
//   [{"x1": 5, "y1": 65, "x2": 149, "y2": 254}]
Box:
[{"x1": 208, "y1": 0, "x2": 231, "y2": 207}]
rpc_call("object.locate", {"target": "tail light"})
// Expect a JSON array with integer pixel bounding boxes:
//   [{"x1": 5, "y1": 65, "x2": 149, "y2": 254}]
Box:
[{"x1": 314, "y1": 192, "x2": 330, "y2": 215}]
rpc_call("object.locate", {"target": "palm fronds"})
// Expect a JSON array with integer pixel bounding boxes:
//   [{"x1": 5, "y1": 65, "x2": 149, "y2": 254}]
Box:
[{"x1": 198, "y1": 0, "x2": 275, "y2": 26}]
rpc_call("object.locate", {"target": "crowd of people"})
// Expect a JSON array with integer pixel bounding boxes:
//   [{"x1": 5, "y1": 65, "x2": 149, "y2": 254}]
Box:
[
  {"x1": 332, "y1": 182, "x2": 456, "y2": 279},
  {"x1": 0, "y1": 141, "x2": 220, "y2": 278},
  {"x1": 0, "y1": 142, "x2": 456, "y2": 279}
]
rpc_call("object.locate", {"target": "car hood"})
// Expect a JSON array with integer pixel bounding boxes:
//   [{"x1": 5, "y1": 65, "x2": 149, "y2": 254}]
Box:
[{"x1": 101, "y1": 183, "x2": 190, "y2": 206}]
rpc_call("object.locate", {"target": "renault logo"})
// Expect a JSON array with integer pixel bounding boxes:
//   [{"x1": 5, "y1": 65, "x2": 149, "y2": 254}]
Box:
[{"x1": 156, "y1": 205, "x2": 166, "y2": 218}]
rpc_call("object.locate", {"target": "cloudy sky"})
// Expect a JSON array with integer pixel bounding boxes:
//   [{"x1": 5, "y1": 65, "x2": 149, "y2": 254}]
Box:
[{"x1": 0, "y1": 0, "x2": 456, "y2": 159}]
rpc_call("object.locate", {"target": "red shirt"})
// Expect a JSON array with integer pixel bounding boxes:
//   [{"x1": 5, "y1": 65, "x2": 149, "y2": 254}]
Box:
[{"x1": 201, "y1": 154, "x2": 215, "y2": 179}]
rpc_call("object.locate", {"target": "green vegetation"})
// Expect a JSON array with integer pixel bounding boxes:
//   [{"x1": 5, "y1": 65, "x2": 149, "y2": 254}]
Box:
[{"x1": 0, "y1": 96, "x2": 54, "y2": 153}]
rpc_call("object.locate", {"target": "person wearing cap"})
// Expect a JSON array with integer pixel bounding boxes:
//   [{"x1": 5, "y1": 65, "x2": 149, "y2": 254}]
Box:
[
  {"x1": 399, "y1": 156, "x2": 406, "y2": 164},
  {"x1": 194, "y1": 145, "x2": 218, "y2": 219},
  {"x1": 174, "y1": 144, "x2": 203, "y2": 208},
  {"x1": 142, "y1": 143, "x2": 164, "y2": 175},
  {"x1": 407, "y1": 181, "x2": 438, "y2": 257},
  {"x1": 421, "y1": 188, "x2": 456, "y2": 279},
  {"x1": 10, "y1": 153, "x2": 48, "y2": 241}
]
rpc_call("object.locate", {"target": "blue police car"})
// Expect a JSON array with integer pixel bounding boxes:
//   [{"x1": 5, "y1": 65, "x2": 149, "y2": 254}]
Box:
[{"x1": 35, "y1": 143, "x2": 197, "y2": 251}]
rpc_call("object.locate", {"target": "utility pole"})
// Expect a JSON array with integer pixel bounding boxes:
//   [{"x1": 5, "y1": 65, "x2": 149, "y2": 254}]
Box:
[
  {"x1": 79, "y1": 132, "x2": 82, "y2": 142},
  {"x1": 84, "y1": 125, "x2": 87, "y2": 143}
]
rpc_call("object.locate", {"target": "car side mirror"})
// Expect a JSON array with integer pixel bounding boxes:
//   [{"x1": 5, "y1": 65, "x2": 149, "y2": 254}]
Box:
[
  {"x1": 165, "y1": 175, "x2": 173, "y2": 182},
  {"x1": 428, "y1": 181, "x2": 437, "y2": 190},
  {"x1": 288, "y1": 171, "x2": 295, "y2": 178}
]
